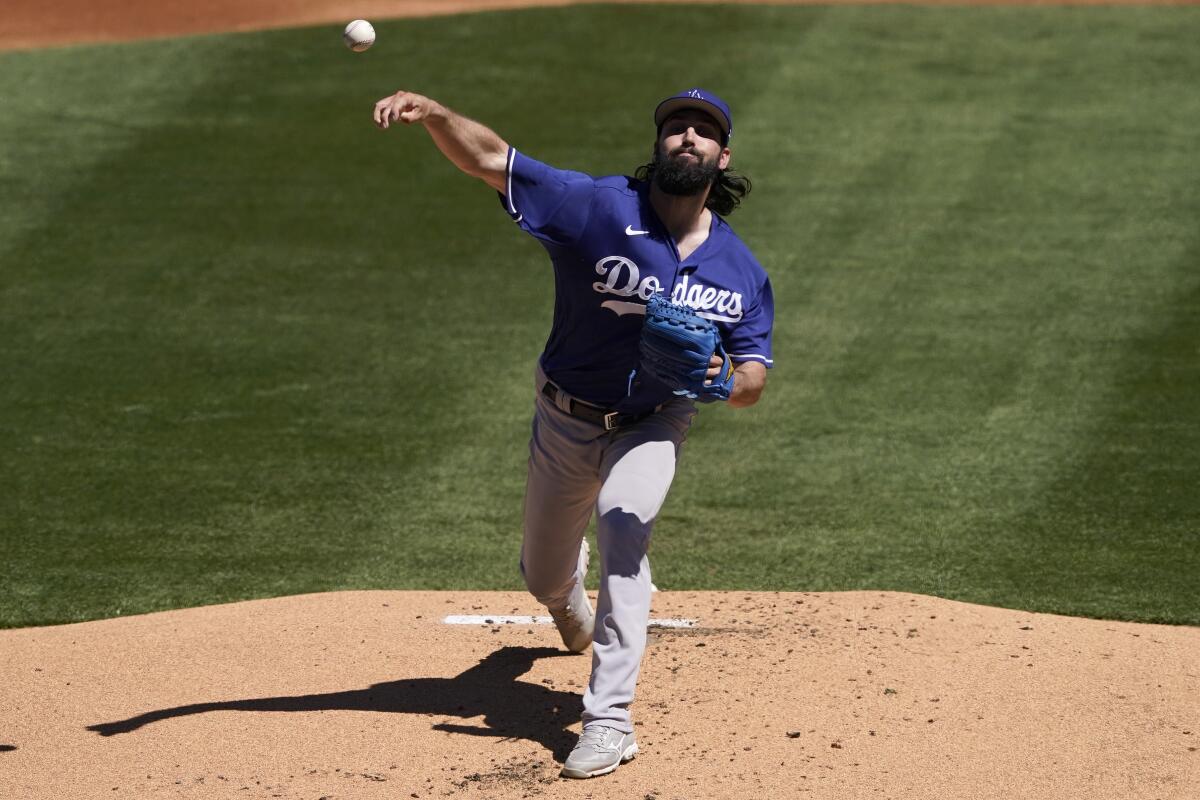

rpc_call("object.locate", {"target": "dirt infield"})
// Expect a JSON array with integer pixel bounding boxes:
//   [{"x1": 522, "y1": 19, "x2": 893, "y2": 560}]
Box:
[
  {"x1": 1, "y1": 0, "x2": 1196, "y2": 50},
  {"x1": 1, "y1": 590, "x2": 1196, "y2": 799}
]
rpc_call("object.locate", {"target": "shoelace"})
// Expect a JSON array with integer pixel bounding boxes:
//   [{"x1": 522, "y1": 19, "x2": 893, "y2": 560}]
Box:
[{"x1": 577, "y1": 726, "x2": 616, "y2": 752}]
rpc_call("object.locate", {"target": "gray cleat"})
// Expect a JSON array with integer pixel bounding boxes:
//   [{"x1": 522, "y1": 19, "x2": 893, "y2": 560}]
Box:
[
  {"x1": 548, "y1": 539, "x2": 593, "y2": 653},
  {"x1": 560, "y1": 725, "x2": 638, "y2": 779}
]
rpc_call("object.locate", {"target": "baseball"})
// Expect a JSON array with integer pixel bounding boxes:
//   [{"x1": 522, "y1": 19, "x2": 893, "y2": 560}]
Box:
[{"x1": 343, "y1": 19, "x2": 375, "y2": 52}]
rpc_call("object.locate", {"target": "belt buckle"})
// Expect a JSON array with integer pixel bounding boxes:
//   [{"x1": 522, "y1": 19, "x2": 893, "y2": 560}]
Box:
[{"x1": 603, "y1": 411, "x2": 619, "y2": 431}]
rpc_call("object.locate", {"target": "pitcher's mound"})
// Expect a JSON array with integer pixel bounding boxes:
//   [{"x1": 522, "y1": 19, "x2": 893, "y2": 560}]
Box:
[{"x1": 1, "y1": 590, "x2": 1195, "y2": 799}]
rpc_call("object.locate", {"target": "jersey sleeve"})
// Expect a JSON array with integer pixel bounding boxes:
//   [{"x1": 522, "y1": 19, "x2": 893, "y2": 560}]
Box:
[
  {"x1": 498, "y1": 148, "x2": 596, "y2": 246},
  {"x1": 724, "y1": 275, "x2": 774, "y2": 368}
]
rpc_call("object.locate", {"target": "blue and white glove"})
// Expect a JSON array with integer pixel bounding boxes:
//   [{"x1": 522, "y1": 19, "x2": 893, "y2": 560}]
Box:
[{"x1": 638, "y1": 295, "x2": 735, "y2": 403}]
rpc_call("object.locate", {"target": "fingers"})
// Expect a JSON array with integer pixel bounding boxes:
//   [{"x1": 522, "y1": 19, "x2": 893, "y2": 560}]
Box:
[
  {"x1": 704, "y1": 353, "x2": 724, "y2": 381},
  {"x1": 373, "y1": 92, "x2": 405, "y2": 128},
  {"x1": 373, "y1": 95, "x2": 396, "y2": 129},
  {"x1": 373, "y1": 91, "x2": 422, "y2": 130}
]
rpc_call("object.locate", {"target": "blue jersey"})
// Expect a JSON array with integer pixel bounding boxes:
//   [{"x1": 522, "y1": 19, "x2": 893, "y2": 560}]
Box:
[{"x1": 501, "y1": 148, "x2": 774, "y2": 413}]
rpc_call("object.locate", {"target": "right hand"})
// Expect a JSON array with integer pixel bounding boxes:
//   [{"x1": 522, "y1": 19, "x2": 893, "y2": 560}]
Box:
[{"x1": 373, "y1": 91, "x2": 439, "y2": 129}]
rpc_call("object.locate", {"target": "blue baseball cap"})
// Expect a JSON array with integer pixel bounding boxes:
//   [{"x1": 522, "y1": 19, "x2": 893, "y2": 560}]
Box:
[{"x1": 654, "y1": 88, "x2": 733, "y2": 142}]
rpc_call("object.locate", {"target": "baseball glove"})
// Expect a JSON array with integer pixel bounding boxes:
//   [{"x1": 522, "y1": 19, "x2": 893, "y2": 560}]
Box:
[{"x1": 638, "y1": 295, "x2": 735, "y2": 403}]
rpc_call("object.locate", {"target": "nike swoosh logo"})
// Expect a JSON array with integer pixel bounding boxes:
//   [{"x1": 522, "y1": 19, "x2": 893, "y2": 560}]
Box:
[{"x1": 624, "y1": 225, "x2": 649, "y2": 236}]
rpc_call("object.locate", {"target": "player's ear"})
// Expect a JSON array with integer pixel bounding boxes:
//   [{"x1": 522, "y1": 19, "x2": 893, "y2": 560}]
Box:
[{"x1": 718, "y1": 146, "x2": 731, "y2": 170}]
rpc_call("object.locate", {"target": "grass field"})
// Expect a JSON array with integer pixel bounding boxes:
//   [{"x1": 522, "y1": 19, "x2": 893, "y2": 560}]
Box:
[{"x1": 2, "y1": 4, "x2": 1198, "y2": 628}]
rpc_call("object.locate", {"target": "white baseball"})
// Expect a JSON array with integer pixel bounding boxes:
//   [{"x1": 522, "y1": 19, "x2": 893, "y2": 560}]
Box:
[{"x1": 343, "y1": 19, "x2": 375, "y2": 52}]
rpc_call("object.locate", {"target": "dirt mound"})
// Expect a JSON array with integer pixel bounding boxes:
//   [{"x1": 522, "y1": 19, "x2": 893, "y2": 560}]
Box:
[{"x1": 1, "y1": 590, "x2": 1195, "y2": 798}]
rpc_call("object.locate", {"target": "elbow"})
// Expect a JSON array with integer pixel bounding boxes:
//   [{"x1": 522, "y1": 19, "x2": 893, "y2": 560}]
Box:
[
  {"x1": 473, "y1": 147, "x2": 510, "y2": 193},
  {"x1": 727, "y1": 362, "x2": 767, "y2": 408},
  {"x1": 474, "y1": 148, "x2": 508, "y2": 177},
  {"x1": 729, "y1": 385, "x2": 764, "y2": 409}
]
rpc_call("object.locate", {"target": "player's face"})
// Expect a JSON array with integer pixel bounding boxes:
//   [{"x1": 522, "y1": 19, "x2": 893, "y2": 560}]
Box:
[
  {"x1": 657, "y1": 110, "x2": 731, "y2": 171},
  {"x1": 653, "y1": 110, "x2": 732, "y2": 196}
]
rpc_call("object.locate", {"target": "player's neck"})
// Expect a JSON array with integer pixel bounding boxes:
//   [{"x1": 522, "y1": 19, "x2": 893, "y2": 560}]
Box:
[{"x1": 649, "y1": 183, "x2": 712, "y2": 245}]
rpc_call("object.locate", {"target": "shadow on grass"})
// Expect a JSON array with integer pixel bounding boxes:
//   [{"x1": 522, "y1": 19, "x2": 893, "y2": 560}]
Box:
[{"x1": 86, "y1": 646, "x2": 583, "y2": 761}]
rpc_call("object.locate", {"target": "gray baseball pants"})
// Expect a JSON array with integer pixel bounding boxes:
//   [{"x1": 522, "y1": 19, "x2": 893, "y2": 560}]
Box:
[{"x1": 521, "y1": 365, "x2": 696, "y2": 733}]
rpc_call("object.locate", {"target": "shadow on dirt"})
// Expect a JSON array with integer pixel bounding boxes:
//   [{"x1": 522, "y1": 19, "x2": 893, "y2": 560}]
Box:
[{"x1": 86, "y1": 646, "x2": 584, "y2": 760}]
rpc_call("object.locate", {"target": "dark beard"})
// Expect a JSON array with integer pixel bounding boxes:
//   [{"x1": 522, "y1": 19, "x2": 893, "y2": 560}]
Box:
[{"x1": 652, "y1": 147, "x2": 720, "y2": 196}]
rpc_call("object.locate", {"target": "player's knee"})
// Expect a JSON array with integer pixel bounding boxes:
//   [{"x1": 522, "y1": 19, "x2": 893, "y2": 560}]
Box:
[
  {"x1": 519, "y1": 558, "x2": 575, "y2": 607},
  {"x1": 597, "y1": 479, "x2": 668, "y2": 524},
  {"x1": 596, "y1": 509, "x2": 652, "y2": 578}
]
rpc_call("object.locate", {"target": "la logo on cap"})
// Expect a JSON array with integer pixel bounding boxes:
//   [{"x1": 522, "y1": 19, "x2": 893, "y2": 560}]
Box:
[{"x1": 653, "y1": 88, "x2": 734, "y2": 141}]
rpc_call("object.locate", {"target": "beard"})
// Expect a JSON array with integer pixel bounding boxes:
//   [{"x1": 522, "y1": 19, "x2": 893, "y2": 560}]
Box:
[{"x1": 652, "y1": 144, "x2": 720, "y2": 196}]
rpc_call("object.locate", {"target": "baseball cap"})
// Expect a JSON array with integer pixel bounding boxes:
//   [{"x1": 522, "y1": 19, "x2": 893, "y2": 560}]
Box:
[{"x1": 653, "y1": 88, "x2": 733, "y2": 142}]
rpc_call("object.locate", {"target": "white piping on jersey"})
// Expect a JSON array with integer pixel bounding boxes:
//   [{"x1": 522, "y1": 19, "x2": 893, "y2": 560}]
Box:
[
  {"x1": 728, "y1": 353, "x2": 773, "y2": 365},
  {"x1": 505, "y1": 148, "x2": 522, "y2": 221}
]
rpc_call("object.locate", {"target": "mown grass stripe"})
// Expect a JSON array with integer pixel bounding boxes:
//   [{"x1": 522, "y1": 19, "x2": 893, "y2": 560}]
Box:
[{"x1": 1, "y1": 5, "x2": 1197, "y2": 626}]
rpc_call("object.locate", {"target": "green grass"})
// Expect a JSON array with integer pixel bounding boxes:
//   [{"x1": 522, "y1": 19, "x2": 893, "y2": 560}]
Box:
[{"x1": 2, "y1": 5, "x2": 1198, "y2": 627}]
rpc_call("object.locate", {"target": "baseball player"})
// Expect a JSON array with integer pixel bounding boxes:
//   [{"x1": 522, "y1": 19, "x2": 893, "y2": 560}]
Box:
[{"x1": 373, "y1": 87, "x2": 774, "y2": 778}]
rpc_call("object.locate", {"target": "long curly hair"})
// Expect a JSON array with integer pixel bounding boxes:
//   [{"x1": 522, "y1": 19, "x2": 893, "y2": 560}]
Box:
[{"x1": 634, "y1": 156, "x2": 752, "y2": 217}]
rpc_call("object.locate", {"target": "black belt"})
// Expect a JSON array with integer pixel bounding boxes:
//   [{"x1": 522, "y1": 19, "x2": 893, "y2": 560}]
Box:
[{"x1": 540, "y1": 381, "x2": 660, "y2": 431}]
